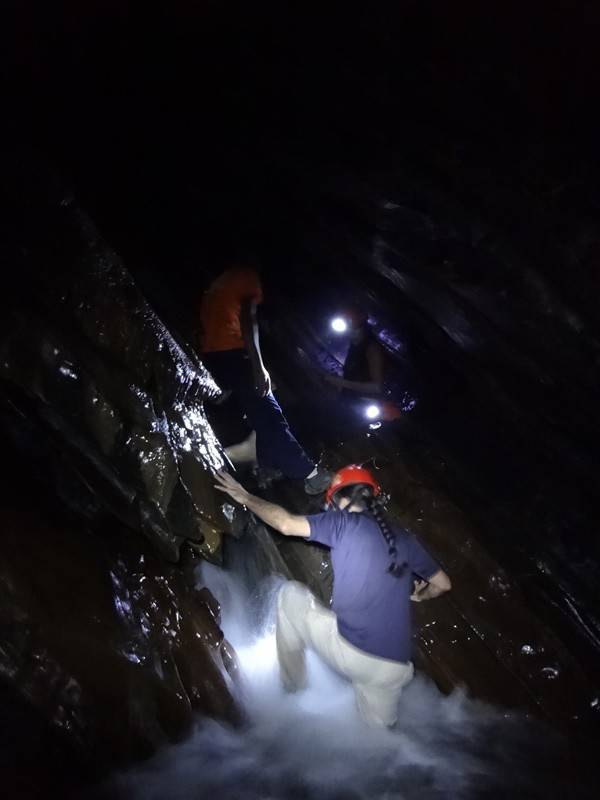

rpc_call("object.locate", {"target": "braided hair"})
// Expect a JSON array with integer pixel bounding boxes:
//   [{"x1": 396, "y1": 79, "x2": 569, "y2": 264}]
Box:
[{"x1": 332, "y1": 485, "x2": 408, "y2": 578}]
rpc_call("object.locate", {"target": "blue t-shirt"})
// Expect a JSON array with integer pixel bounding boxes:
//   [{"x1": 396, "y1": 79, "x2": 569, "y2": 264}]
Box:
[{"x1": 308, "y1": 510, "x2": 440, "y2": 663}]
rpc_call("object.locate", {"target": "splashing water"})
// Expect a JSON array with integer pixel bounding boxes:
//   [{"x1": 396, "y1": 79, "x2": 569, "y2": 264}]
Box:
[{"x1": 108, "y1": 562, "x2": 566, "y2": 800}]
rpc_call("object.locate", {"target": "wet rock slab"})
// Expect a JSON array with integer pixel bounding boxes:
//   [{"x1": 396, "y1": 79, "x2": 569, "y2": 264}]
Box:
[
  {"x1": 0, "y1": 158, "x2": 243, "y2": 785},
  {"x1": 0, "y1": 501, "x2": 240, "y2": 776},
  {"x1": 0, "y1": 157, "x2": 246, "y2": 564}
]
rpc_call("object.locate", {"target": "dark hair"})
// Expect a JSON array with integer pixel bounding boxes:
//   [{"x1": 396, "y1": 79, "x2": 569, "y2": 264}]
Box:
[{"x1": 333, "y1": 485, "x2": 407, "y2": 578}]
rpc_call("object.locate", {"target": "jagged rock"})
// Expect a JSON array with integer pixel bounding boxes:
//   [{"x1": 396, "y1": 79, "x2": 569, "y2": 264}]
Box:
[
  {"x1": 0, "y1": 158, "x2": 244, "y2": 781},
  {"x1": 0, "y1": 158, "x2": 246, "y2": 563}
]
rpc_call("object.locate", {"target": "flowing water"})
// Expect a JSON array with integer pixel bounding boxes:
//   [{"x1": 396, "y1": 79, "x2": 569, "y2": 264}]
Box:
[{"x1": 105, "y1": 561, "x2": 580, "y2": 800}]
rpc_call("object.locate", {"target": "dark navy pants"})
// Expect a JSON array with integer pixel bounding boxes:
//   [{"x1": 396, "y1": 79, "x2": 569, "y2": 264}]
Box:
[{"x1": 203, "y1": 349, "x2": 315, "y2": 479}]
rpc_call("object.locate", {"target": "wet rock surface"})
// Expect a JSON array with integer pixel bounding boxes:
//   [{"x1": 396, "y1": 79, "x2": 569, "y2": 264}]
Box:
[
  {"x1": 0, "y1": 498, "x2": 239, "y2": 774},
  {"x1": 0, "y1": 161, "x2": 242, "y2": 791},
  {"x1": 4, "y1": 5, "x2": 600, "y2": 795},
  {"x1": 0, "y1": 157, "x2": 245, "y2": 563}
]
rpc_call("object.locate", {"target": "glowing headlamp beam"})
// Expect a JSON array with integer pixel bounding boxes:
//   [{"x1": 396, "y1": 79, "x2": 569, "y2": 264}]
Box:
[
  {"x1": 365, "y1": 404, "x2": 381, "y2": 420},
  {"x1": 330, "y1": 317, "x2": 348, "y2": 333}
]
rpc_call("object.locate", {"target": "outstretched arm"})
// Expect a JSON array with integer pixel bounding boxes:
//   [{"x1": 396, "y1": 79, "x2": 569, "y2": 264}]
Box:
[{"x1": 214, "y1": 471, "x2": 310, "y2": 537}]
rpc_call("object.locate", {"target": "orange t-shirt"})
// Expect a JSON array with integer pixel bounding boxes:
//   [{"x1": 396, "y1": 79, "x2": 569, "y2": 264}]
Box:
[{"x1": 199, "y1": 266, "x2": 263, "y2": 353}]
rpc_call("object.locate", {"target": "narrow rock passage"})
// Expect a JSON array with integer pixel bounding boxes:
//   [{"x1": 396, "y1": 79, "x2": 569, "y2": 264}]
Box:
[{"x1": 4, "y1": 5, "x2": 600, "y2": 796}]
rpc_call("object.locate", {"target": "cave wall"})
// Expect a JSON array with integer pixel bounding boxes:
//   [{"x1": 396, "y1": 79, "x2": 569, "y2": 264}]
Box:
[
  {"x1": 0, "y1": 156, "x2": 246, "y2": 563},
  {"x1": 0, "y1": 501, "x2": 240, "y2": 775},
  {"x1": 0, "y1": 158, "x2": 244, "y2": 780}
]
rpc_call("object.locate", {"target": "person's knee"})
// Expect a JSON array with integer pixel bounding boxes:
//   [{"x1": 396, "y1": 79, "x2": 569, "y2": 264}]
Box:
[{"x1": 278, "y1": 580, "x2": 307, "y2": 605}]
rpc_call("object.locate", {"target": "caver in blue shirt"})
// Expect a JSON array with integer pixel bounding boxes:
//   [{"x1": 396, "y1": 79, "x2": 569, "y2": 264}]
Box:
[{"x1": 307, "y1": 510, "x2": 440, "y2": 663}]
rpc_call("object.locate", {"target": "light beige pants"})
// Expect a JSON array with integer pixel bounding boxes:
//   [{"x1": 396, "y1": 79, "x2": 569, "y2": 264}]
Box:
[{"x1": 276, "y1": 581, "x2": 414, "y2": 727}]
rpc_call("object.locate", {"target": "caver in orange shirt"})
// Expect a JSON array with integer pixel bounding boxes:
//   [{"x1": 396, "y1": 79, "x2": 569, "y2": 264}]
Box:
[{"x1": 200, "y1": 266, "x2": 263, "y2": 353}]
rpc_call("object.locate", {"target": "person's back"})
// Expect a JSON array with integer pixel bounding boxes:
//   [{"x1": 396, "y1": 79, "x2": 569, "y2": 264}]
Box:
[
  {"x1": 308, "y1": 509, "x2": 437, "y2": 662},
  {"x1": 200, "y1": 265, "x2": 263, "y2": 354},
  {"x1": 342, "y1": 325, "x2": 381, "y2": 398}
]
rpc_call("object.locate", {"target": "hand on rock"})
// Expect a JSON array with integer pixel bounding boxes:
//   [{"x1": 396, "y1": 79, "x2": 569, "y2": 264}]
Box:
[
  {"x1": 410, "y1": 579, "x2": 428, "y2": 602},
  {"x1": 214, "y1": 470, "x2": 249, "y2": 505}
]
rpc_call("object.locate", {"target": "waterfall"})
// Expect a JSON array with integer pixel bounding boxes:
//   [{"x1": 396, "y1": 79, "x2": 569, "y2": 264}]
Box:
[{"x1": 107, "y1": 557, "x2": 558, "y2": 799}]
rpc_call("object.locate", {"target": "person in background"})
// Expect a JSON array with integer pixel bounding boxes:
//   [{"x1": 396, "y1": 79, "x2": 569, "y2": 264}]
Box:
[
  {"x1": 324, "y1": 307, "x2": 401, "y2": 424},
  {"x1": 200, "y1": 264, "x2": 330, "y2": 494},
  {"x1": 215, "y1": 465, "x2": 451, "y2": 727},
  {"x1": 324, "y1": 307, "x2": 385, "y2": 398}
]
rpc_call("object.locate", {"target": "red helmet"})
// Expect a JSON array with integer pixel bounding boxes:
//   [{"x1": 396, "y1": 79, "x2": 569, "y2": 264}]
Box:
[{"x1": 326, "y1": 464, "x2": 382, "y2": 505}]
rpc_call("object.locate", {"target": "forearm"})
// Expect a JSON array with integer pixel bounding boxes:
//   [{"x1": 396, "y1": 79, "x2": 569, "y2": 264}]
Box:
[
  {"x1": 339, "y1": 378, "x2": 382, "y2": 394},
  {"x1": 248, "y1": 325, "x2": 264, "y2": 369},
  {"x1": 240, "y1": 491, "x2": 303, "y2": 536},
  {"x1": 241, "y1": 310, "x2": 265, "y2": 372},
  {"x1": 215, "y1": 470, "x2": 310, "y2": 537}
]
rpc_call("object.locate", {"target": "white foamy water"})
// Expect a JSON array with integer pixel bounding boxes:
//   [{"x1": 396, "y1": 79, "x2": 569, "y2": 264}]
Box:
[{"x1": 109, "y1": 563, "x2": 551, "y2": 800}]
